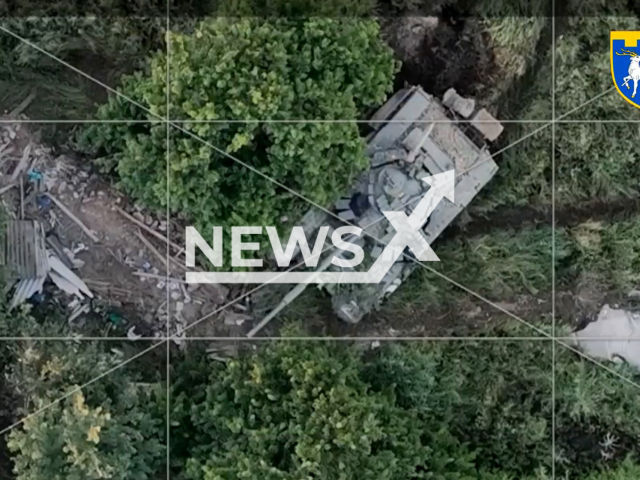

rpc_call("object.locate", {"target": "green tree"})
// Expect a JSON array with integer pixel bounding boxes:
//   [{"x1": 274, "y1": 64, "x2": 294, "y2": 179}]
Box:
[
  {"x1": 171, "y1": 342, "x2": 447, "y2": 480},
  {"x1": 168, "y1": 328, "x2": 640, "y2": 479},
  {"x1": 78, "y1": 17, "x2": 397, "y2": 264},
  {"x1": 3, "y1": 310, "x2": 165, "y2": 480}
]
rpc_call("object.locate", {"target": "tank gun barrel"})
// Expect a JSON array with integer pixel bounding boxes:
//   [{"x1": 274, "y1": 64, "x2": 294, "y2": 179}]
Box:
[{"x1": 247, "y1": 234, "x2": 358, "y2": 337}]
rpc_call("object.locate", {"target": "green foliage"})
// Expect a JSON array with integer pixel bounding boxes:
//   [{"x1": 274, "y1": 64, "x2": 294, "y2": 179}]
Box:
[
  {"x1": 555, "y1": 349, "x2": 640, "y2": 475},
  {"x1": 553, "y1": 15, "x2": 640, "y2": 201},
  {"x1": 435, "y1": 227, "x2": 555, "y2": 296},
  {"x1": 364, "y1": 339, "x2": 553, "y2": 476},
  {"x1": 218, "y1": 0, "x2": 376, "y2": 16},
  {"x1": 583, "y1": 458, "x2": 640, "y2": 479},
  {"x1": 389, "y1": 210, "x2": 640, "y2": 312},
  {"x1": 78, "y1": 17, "x2": 397, "y2": 265},
  {"x1": 476, "y1": 0, "x2": 549, "y2": 111},
  {"x1": 564, "y1": 219, "x2": 640, "y2": 292},
  {"x1": 390, "y1": 225, "x2": 559, "y2": 309},
  {"x1": 0, "y1": 0, "x2": 169, "y2": 16},
  {"x1": 469, "y1": 123, "x2": 551, "y2": 215},
  {"x1": 172, "y1": 342, "x2": 433, "y2": 480},
  {"x1": 0, "y1": 17, "x2": 165, "y2": 71},
  {"x1": 4, "y1": 311, "x2": 640, "y2": 479},
  {"x1": 169, "y1": 331, "x2": 640, "y2": 479},
  {"x1": 470, "y1": 13, "x2": 640, "y2": 216},
  {"x1": 0, "y1": 15, "x2": 172, "y2": 126},
  {"x1": 555, "y1": 15, "x2": 638, "y2": 119},
  {"x1": 368, "y1": 332, "x2": 640, "y2": 478},
  {"x1": 3, "y1": 312, "x2": 165, "y2": 480},
  {"x1": 555, "y1": 121, "x2": 640, "y2": 202},
  {"x1": 7, "y1": 389, "x2": 163, "y2": 480}
]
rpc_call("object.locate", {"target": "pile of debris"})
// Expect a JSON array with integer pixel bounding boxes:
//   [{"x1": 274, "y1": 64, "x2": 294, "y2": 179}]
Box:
[
  {"x1": 0, "y1": 122, "x2": 98, "y2": 313},
  {"x1": 2, "y1": 219, "x2": 93, "y2": 309},
  {"x1": 0, "y1": 116, "x2": 230, "y2": 341}
]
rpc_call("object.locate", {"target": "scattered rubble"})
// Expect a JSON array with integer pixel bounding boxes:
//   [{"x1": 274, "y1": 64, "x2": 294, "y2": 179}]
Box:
[
  {"x1": 0, "y1": 117, "x2": 230, "y2": 341},
  {"x1": 47, "y1": 252, "x2": 93, "y2": 298},
  {"x1": 223, "y1": 311, "x2": 251, "y2": 326}
]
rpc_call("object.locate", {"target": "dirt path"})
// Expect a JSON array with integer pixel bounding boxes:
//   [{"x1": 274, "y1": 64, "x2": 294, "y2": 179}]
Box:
[
  {"x1": 249, "y1": 283, "x2": 636, "y2": 339},
  {"x1": 446, "y1": 195, "x2": 640, "y2": 240},
  {"x1": 237, "y1": 196, "x2": 640, "y2": 339}
]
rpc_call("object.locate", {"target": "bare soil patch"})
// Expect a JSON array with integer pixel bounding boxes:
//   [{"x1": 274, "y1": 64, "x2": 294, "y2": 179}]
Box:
[{"x1": 0, "y1": 121, "x2": 226, "y2": 339}]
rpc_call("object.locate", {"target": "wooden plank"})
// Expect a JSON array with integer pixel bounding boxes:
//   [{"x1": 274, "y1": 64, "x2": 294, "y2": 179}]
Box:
[{"x1": 46, "y1": 193, "x2": 100, "y2": 243}]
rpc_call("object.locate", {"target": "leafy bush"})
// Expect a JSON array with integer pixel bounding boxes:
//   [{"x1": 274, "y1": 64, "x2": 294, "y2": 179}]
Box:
[
  {"x1": 78, "y1": 17, "x2": 397, "y2": 264},
  {"x1": 171, "y1": 342, "x2": 435, "y2": 480},
  {"x1": 3, "y1": 311, "x2": 166, "y2": 480},
  {"x1": 363, "y1": 339, "x2": 553, "y2": 477},
  {"x1": 7, "y1": 389, "x2": 164, "y2": 480},
  {"x1": 170, "y1": 333, "x2": 640, "y2": 479}
]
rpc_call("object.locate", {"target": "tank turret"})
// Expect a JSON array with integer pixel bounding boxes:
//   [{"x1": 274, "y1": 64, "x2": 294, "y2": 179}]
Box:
[{"x1": 249, "y1": 86, "x2": 502, "y2": 333}]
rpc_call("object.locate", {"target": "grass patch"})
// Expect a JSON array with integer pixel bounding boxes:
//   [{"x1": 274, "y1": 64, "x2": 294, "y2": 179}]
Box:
[
  {"x1": 556, "y1": 122, "x2": 640, "y2": 202},
  {"x1": 387, "y1": 214, "x2": 640, "y2": 311},
  {"x1": 479, "y1": 12, "x2": 549, "y2": 113},
  {"x1": 560, "y1": 219, "x2": 640, "y2": 293},
  {"x1": 469, "y1": 13, "x2": 640, "y2": 214},
  {"x1": 471, "y1": 124, "x2": 551, "y2": 214},
  {"x1": 472, "y1": 125, "x2": 639, "y2": 216}
]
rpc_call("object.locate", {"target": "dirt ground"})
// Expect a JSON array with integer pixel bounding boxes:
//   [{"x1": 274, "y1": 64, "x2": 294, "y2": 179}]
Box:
[
  {"x1": 0, "y1": 120, "x2": 230, "y2": 340},
  {"x1": 383, "y1": 14, "x2": 496, "y2": 106}
]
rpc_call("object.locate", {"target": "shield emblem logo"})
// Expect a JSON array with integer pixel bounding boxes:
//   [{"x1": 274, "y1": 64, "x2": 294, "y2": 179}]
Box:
[{"x1": 611, "y1": 31, "x2": 640, "y2": 109}]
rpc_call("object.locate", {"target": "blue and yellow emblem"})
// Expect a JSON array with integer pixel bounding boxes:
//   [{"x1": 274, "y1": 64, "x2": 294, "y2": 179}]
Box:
[{"x1": 611, "y1": 31, "x2": 640, "y2": 109}]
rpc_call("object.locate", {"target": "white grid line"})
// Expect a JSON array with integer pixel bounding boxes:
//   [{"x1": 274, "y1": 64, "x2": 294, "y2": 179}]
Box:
[
  {"x1": 2, "y1": 336, "x2": 640, "y2": 341},
  {"x1": 165, "y1": 3, "x2": 171, "y2": 479},
  {"x1": 0, "y1": 21, "x2": 639, "y2": 474},
  {"x1": 551, "y1": 4, "x2": 557, "y2": 476},
  {"x1": 4, "y1": 118, "x2": 639, "y2": 124}
]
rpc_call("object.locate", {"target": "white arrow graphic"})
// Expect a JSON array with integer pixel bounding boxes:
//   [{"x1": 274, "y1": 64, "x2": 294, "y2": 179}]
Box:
[
  {"x1": 362, "y1": 169, "x2": 454, "y2": 283},
  {"x1": 187, "y1": 169, "x2": 455, "y2": 284}
]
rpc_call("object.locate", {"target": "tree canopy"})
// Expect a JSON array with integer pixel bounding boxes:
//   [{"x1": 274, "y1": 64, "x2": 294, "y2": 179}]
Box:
[{"x1": 78, "y1": 17, "x2": 397, "y2": 264}]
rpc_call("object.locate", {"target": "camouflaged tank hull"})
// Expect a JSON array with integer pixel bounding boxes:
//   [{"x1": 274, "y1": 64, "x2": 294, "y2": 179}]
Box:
[{"x1": 260, "y1": 86, "x2": 502, "y2": 325}]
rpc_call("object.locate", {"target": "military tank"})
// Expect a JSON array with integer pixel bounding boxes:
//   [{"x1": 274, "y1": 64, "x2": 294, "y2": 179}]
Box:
[{"x1": 248, "y1": 85, "x2": 503, "y2": 334}]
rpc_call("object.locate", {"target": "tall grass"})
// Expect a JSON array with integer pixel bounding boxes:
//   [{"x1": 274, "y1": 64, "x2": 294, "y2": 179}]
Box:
[{"x1": 387, "y1": 214, "x2": 640, "y2": 311}]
